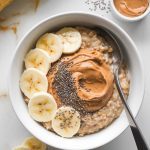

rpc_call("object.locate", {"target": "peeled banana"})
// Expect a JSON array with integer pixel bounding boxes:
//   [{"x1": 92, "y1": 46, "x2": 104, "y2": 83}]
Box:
[
  {"x1": 57, "y1": 27, "x2": 82, "y2": 54},
  {"x1": 13, "y1": 136, "x2": 47, "y2": 150},
  {"x1": 28, "y1": 92, "x2": 57, "y2": 122},
  {"x1": 36, "y1": 33, "x2": 63, "y2": 62},
  {"x1": 19, "y1": 68, "x2": 48, "y2": 98},
  {"x1": 52, "y1": 106, "x2": 80, "y2": 138},
  {"x1": 25, "y1": 48, "x2": 51, "y2": 74}
]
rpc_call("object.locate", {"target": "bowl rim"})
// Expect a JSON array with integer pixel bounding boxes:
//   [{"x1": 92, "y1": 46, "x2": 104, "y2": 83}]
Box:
[
  {"x1": 110, "y1": 0, "x2": 150, "y2": 21},
  {"x1": 8, "y1": 11, "x2": 145, "y2": 150}
]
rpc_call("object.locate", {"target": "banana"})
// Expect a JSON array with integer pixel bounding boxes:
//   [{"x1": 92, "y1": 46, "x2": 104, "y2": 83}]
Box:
[
  {"x1": 13, "y1": 146, "x2": 29, "y2": 150},
  {"x1": 24, "y1": 48, "x2": 51, "y2": 74},
  {"x1": 28, "y1": 92, "x2": 57, "y2": 122},
  {"x1": 57, "y1": 27, "x2": 82, "y2": 54},
  {"x1": 22, "y1": 137, "x2": 47, "y2": 150},
  {"x1": 36, "y1": 33, "x2": 63, "y2": 62},
  {"x1": 20, "y1": 68, "x2": 48, "y2": 98},
  {"x1": 52, "y1": 106, "x2": 80, "y2": 138}
]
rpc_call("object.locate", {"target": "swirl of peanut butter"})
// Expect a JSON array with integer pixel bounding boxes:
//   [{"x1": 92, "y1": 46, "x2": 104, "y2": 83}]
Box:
[
  {"x1": 64, "y1": 49, "x2": 114, "y2": 112},
  {"x1": 114, "y1": 0, "x2": 149, "y2": 17},
  {"x1": 47, "y1": 49, "x2": 114, "y2": 113}
]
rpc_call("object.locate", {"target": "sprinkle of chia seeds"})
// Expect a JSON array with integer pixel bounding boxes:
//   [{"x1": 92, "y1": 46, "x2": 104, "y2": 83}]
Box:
[
  {"x1": 85, "y1": 0, "x2": 111, "y2": 14},
  {"x1": 55, "y1": 108, "x2": 79, "y2": 129},
  {"x1": 53, "y1": 62, "x2": 88, "y2": 115}
]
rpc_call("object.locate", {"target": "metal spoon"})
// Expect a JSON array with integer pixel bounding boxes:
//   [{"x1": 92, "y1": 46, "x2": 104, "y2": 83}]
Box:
[{"x1": 95, "y1": 27, "x2": 149, "y2": 150}]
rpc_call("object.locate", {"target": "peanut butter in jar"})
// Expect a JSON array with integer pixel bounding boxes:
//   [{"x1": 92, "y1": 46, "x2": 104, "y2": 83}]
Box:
[{"x1": 114, "y1": 0, "x2": 149, "y2": 17}]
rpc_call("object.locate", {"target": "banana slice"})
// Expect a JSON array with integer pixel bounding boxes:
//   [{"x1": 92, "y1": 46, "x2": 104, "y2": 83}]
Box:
[
  {"x1": 13, "y1": 146, "x2": 29, "y2": 150},
  {"x1": 52, "y1": 106, "x2": 80, "y2": 138},
  {"x1": 57, "y1": 27, "x2": 82, "y2": 54},
  {"x1": 28, "y1": 92, "x2": 57, "y2": 122},
  {"x1": 25, "y1": 48, "x2": 51, "y2": 74},
  {"x1": 36, "y1": 33, "x2": 63, "y2": 62},
  {"x1": 22, "y1": 137, "x2": 47, "y2": 150},
  {"x1": 20, "y1": 68, "x2": 48, "y2": 98}
]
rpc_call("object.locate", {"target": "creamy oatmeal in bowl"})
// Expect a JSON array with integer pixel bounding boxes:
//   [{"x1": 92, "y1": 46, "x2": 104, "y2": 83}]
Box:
[
  {"x1": 20, "y1": 26, "x2": 130, "y2": 138},
  {"x1": 9, "y1": 12, "x2": 144, "y2": 150}
]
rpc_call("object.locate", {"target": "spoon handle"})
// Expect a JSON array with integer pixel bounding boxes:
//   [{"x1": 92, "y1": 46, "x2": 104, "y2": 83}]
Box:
[{"x1": 114, "y1": 73, "x2": 149, "y2": 150}]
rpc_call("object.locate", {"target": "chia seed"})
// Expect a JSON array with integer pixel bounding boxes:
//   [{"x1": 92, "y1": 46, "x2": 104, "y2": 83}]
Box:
[
  {"x1": 85, "y1": 0, "x2": 111, "y2": 14},
  {"x1": 53, "y1": 62, "x2": 88, "y2": 115}
]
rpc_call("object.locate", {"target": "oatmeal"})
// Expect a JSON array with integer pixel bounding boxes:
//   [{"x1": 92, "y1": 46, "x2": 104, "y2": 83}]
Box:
[
  {"x1": 47, "y1": 27, "x2": 129, "y2": 136},
  {"x1": 20, "y1": 26, "x2": 129, "y2": 138}
]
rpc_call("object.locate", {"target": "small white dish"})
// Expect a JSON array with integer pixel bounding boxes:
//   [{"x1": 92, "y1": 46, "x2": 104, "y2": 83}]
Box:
[
  {"x1": 9, "y1": 12, "x2": 144, "y2": 150},
  {"x1": 111, "y1": 0, "x2": 150, "y2": 22}
]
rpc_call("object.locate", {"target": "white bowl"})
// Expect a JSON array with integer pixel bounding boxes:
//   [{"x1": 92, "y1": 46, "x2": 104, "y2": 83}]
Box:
[
  {"x1": 9, "y1": 12, "x2": 144, "y2": 150},
  {"x1": 110, "y1": 0, "x2": 150, "y2": 22}
]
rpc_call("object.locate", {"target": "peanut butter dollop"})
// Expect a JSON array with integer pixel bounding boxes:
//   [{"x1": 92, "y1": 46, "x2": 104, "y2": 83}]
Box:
[
  {"x1": 65, "y1": 49, "x2": 114, "y2": 112},
  {"x1": 47, "y1": 49, "x2": 114, "y2": 113},
  {"x1": 114, "y1": 0, "x2": 149, "y2": 17}
]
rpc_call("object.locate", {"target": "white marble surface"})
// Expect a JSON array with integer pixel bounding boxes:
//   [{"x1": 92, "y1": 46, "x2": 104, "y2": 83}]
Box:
[{"x1": 0, "y1": 0, "x2": 150, "y2": 149}]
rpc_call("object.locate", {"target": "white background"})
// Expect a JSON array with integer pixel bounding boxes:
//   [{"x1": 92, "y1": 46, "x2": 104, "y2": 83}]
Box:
[{"x1": 0, "y1": 0, "x2": 150, "y2": 149}]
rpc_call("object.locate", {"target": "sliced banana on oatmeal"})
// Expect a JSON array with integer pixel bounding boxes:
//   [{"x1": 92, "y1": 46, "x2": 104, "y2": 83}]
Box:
[
  {"x1": 20, "y1": 68, "x2": 48, "y2": 98},
  {"x1": 52, "y1": 106, "x2": 80, "y2": 138},
  {"x1": 57, "y1": 27, "x2": 82, "y2": 54},
  {"x1": 36, "y1": 33, "x2": 63, "y2": 62},
  {"x1": 24, "y1": 48, "x2": 51, "y2": 74},
  {"x1": 28, "y1": 92, "x2": 57, "y2": 122},
  {"x1": 22, "y1": 137, "x2": 47, "y2": 150}
]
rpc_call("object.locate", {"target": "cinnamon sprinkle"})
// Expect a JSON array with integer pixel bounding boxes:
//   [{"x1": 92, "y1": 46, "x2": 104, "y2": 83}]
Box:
[
  {"x1": 0, "y1": 17, "x2": 6, "y2": 22},
  {"x1": 0, "y1": 22, "x2": 19, "y2": 34}
]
